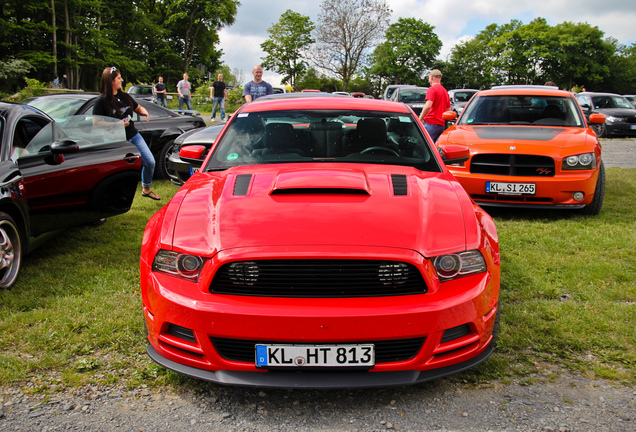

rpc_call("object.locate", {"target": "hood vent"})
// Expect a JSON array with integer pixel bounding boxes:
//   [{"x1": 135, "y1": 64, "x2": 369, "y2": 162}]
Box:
[
  {"x1": 391, "y1": 174, "x2": 408, "y2": 196},
  {"x1": 271, "y1": 187, "x2": 369, "y2": 196},
  {"x1": 233, "y1": 174, "x2": 252, "y2": 196}
]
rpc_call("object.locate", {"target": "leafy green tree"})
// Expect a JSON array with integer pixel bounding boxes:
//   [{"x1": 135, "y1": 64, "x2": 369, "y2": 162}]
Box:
[
  {"x1": 0, "y1": 58, "x2": 33, "y2": 94},
  {"x1": 261, "y1": 10, "x2": 315, "y2": 86},
  {"x1": 369, "y1": 18, "x2": 442, "y2": 86},
  {"x1": 540, "y1": 22, "x2": 612, "y2": 90},
  {"x1": 313, "y1": 0, "x2": 391, "y2": 91},
  {"x1": 600, "y1": 39, "x2": 636, "y2": 94}
]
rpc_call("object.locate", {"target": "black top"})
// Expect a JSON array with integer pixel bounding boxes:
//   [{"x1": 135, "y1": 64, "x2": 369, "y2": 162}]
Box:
[
  {"x1": 92, "y1": 92, "x2": 138, "y2": 140},
  {"x1": 212, "y1": 81, "x2": 226, "y2": 98},
  {"x1": 155, "y1": 83, "x2": 166, "y2": 99}
]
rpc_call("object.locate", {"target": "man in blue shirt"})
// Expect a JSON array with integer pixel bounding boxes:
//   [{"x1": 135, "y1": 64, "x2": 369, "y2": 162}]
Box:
[{"x1": 243, "y1": 65, "x2": 273, "y2": 103}]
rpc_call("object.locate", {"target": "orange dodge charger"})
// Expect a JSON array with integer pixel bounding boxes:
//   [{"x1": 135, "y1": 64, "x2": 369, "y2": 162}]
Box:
[{"x1": 436, "y1": 85, "x2": 606, "y2": 215}]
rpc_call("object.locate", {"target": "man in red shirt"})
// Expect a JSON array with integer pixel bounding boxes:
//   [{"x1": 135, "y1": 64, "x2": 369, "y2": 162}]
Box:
[{"x1": 419, "y1": 69, "x2": 450, "y2": 143}]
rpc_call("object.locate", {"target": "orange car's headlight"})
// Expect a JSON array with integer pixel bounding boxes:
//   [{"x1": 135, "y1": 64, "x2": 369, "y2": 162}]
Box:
[{"x1": 562, "y1": 153, "x2": 596, "y2": 170}]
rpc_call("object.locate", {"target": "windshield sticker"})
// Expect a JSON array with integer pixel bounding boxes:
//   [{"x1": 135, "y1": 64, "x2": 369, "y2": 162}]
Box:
[
  {"x1": 227, "y1": 153, "x2": 239, "y2": 161},
  {"x1": 399, "y1": 116, "x2": 411, "y2": 123},
  {"x1": 237, "y1": 113, "x2": 249, "y2": 118},
  {"x1": 467, "y1": 118, "x2": 474, "y2": 124}
]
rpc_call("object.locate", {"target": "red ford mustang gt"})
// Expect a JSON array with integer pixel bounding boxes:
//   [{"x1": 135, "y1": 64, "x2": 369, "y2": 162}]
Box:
[{"x1": 141, "y1": 96, "x2": 500, "y2": 388}]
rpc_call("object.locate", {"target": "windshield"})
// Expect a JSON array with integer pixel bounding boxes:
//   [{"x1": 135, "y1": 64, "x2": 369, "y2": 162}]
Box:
[
  {"x1": 591, "y1": 95, "x2": 634, "y2": 109},
  {"x1": 25, "y1": 97, "x2": 89, "y2": 120},
  {"x1": 459, "y1": 95, "x2": 585, "y2": 127},
  {"x1": 205, "y1": 109, "x2": 440, "y2": 172}
]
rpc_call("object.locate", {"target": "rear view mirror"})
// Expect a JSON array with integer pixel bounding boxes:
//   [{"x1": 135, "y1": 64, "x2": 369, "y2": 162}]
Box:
[
  {"x1": 179, "y1": 145, "x2": 206, "y2": 168},
  {"x1": 588, "y1": 113, "x2": 606, "y2": 124}
]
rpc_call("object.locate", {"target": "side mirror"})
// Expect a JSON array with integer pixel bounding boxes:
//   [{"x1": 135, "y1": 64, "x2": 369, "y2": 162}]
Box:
[
  {"x1": 442, "y1": 111, "x2": 457, "y2": 121},
  {"x1": 179, "y1": 145, "x2": 206, "y2": 168},
  {"x1": 439, "y1": 144, "x2": 470, "y2": 165},
  {"x1": 50, "y1": 139, "x2": 80, "y2": 155},
  {"x1": 588, "y1": 113, "x2": 606, "y2": 124}
]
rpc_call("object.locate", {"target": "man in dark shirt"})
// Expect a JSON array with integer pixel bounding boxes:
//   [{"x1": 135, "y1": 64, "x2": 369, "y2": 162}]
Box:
[
  {"x1": 210, "y1": 73, "x2": 228, "y2": 121},
  {"x1": 154, "y1": 76, "x2": 167, "y2": 107}
]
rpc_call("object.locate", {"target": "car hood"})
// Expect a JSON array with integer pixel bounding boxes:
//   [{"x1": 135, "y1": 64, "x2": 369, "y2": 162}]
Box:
[
  {"x1": 442, "y1": 125, "x2": 597, "y2": 153},
  {"x1": 176, "y1": 124, "x2": 225, "y2": 145},
  {"x1": 167, "y1": 164, "x2": 472, "y2": 258}
]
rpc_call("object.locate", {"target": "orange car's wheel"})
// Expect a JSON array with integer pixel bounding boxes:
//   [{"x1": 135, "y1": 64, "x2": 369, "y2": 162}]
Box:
[{"x1": 579, "y1": 161, "x2": 605, "y2": 216}]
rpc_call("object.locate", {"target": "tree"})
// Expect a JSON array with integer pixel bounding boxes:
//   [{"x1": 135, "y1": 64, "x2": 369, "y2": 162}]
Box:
[
  {"x1": 313, "y1": 0, "x2": 391, "y2": 91},
  {"x1": 540, "y1": 22, "x2": 613, "y2": 90},
  {"x1": 261, "y1": 9, "x2": 315, "y2": 86},
  {"x1": 369, "y1": 18, "x2": 442, "y2": 86}
]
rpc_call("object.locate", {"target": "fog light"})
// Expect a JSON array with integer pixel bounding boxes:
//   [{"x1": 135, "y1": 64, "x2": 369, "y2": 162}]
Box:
[{"x1": 573, "y1": 192, "x2": 584, "y2": 201}]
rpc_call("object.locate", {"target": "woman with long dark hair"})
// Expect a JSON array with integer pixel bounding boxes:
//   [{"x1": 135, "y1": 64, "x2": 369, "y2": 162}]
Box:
[{"x1": 93, "y1": 67, "x2": 160, "y2": 200}]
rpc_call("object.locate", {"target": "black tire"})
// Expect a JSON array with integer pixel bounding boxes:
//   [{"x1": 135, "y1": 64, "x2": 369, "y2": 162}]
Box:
[
  {"x1": 590, "y1": 122, "x2": 606, "y2": 138},
  {"x1": 156, "y1": 139, "x2": 176, "y2": 180},
  {"x1": 0, "y1": 212, "x2": 23, "y2": 289},
  {"x1": 579, "y1": 161, "x2": 605, "y2": 216}
]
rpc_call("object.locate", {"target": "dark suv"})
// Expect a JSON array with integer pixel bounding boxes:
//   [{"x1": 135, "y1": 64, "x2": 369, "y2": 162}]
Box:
[{"x1": 575, "y1": 92, "x2": 636, "y2": 138}]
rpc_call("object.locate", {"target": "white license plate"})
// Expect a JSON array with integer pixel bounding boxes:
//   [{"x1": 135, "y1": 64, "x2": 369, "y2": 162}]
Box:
[
  {"x1": 486, "y1": 181, "x2": 536, "y2": 195},
  {"x1": 255, "y1": 344, "x2": 375, "y2": 368}
]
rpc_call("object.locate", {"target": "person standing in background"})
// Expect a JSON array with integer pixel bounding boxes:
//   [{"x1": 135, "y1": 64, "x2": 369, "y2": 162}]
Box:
[
  {"x1": 61, "y1": 74, "x2": 68, "y2": 89},
  {"x1": 210, "y1": 73, "x2": 228, "y2": 122},
  {"x1": 418, "y1": 69, "x2": 450, "y2": 143},
  {"x1": 154, "y1": 76, "x2": 167, "y2": 107},
  {"x1": 53, "y1": 76, "x2": 59, "y2": 88},
  {"x1": 177, "y1": 73, "x2": 192, "y2": 110},
  {"x1": 242, "y1": 65, "x2": 273, "y2": 103}
]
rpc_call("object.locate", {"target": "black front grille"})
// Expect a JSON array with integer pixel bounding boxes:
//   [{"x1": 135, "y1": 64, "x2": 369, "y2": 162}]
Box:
[
  {"x1": 470, "y1": 154, "x2": 555, "y2": 177},
  {"x1": 211, "y1": 260, "x2": 427, "y2": 297},
  {"x1": 441, "y1": 324, "x2": 471, "y2": 343},
  {"x1": 212, "y1": 337, "x2": 426, "y2": 364},
  {"x1": 167, "y1": 324, "x2": 196, "y2": 343}
]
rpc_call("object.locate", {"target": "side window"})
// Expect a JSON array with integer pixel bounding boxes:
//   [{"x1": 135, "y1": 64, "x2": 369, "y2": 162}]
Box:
[
  {"x1": 15, "y1": 117, "x2": 53, "y2": 159},
  {"x1": 138, "y1": 103, "x2": 171, "y2": 120}
]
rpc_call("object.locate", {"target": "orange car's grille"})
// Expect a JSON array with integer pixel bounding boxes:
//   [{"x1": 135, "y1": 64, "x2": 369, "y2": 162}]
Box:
[
  {"x1": 210, "y1": 260, "x2": 427, "y2": 297},
  {"x1": 470, "y1": 154, "x2": 555, "y2": 177}
]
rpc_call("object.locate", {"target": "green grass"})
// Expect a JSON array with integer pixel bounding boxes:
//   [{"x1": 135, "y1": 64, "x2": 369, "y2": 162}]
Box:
[{"x1": 1, "y1": 170, "x2": 635, "y2": 390}]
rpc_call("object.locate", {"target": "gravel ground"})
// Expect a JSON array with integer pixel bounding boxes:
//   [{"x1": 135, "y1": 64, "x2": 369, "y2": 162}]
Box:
[{"x1": 1, "y1": 139, "x2": 634, "y2": 432}]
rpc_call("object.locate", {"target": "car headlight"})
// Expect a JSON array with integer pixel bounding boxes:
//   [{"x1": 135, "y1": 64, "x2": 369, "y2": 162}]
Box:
[
  {"x1": 562, "y1": 153, "x2": 597, "y2": 170},
  {"x1": 153, "y1": 250, "x2": 205, "y2": 281},
  {"x1": 433, "y1": 250, "x2": 486, "y2": 282},
  {"x1": 604, "y1": 115, "x2": 621, "y2": 123}
]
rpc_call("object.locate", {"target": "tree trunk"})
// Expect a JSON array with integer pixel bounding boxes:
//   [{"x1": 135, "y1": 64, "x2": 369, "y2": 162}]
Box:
[
  {"x1": 51, "y1": 0, "x2": 57, "y2": 78},
  {"x1": 64, "y1": 0, "x2": 70, "y2": 88}
]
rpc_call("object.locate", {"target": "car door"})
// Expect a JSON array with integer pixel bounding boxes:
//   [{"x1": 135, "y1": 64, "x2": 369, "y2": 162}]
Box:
[{"x1": 13, "y1": 112, "x2": 141, "y2": 236}]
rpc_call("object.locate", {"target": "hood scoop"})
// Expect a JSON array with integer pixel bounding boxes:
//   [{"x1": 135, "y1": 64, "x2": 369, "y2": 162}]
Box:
[
  {"x1": 233, "y1": 174, "x2": 253, "y2": 196},
  {"x1": 270, "y1": 168, "x2": 371, "y2": 195},
  {"x1": 391, "y1": 174, "x2": 408, "y2": 196}
]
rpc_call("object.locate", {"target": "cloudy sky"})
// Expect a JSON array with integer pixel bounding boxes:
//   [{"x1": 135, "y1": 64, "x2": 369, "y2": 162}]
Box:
[{"x1": 217, "y1": 0, "x2": 636, "y2": 86}]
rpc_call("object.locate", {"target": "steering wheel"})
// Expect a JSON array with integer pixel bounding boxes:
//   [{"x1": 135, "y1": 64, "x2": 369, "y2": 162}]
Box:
[{"x1": 359, "y1": 146, "x2": 399, "y2": 156}]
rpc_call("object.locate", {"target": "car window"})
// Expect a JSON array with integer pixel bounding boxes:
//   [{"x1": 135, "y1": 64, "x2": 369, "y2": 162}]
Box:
[
  {"x1": 18, "y1": 115, "x2": 126, "y2": 158},
  {"x1": 397, "y1": 89, "x2": 427, "y2": 103},
  {"x1": 25, "y1": 97, "x2": 88, "y2": 120},
  {"x1": 205, "y1": 109, "x2": 439, "y2": 173},
  {"x1": 137, "y1": 103, "x2": 172, "y2": 120},
  {"x1": 453, "y1": 91, "x2": 477, "y2": 102},
  {"x1": 460, "y1": 95, "x2": 584, "y2": 127}
]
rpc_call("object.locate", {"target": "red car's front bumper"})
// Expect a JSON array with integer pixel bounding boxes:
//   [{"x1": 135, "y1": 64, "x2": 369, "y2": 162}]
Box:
[{"x1": 141, "y1": 252, "x2": 500, "y2": 388}]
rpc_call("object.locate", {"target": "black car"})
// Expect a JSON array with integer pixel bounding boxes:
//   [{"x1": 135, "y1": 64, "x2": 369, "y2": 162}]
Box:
[
  {"x1": 448, "y1": 89, "x2": 478, "y2": 115},
  {"x1": 575, "y1": 92, "x2": 636, "y2": 138},
  {"x1": 166, "y1": 123, "x2": 225, "y2": 186},
  {"x1": 389, "y1": 86, "x2": 429, "y2": 116},
  {"x1": 23, "y1": 94, "x2": 206, "y2": 178},
  {"x1": 0, "y1": 102, "x2": 141, "y2": 289}
]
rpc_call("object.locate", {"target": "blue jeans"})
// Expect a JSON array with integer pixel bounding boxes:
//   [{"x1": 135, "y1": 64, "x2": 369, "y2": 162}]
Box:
[
  {"x1": 156, "y1": 96, "x2": 167, "y2": 108},
  {"x1": 424, "y1": 122, "x2": 444, "y2": 143},
  {"x1": 212, "y1": 96, "x2": 225, "y2": 120},
  {"x1": 129, "y1": 133, "x2": 155, "y2": 188},
  {"x1": 179, "y1": 95, "x2": 191, "y2": 110}
]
